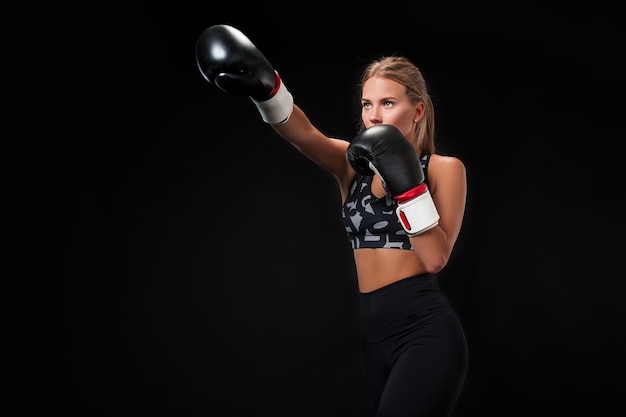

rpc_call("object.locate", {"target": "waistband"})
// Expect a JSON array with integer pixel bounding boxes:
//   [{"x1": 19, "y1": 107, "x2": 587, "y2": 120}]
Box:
[
  {"x1": 359, "y1": 273, "x2": 446, "y2": 341},
  {"x1": 359, "y1": 273, "x2": 436, "y2": 297}
]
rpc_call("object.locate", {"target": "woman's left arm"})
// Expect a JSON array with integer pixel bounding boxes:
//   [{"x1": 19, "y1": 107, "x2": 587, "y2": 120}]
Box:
[{"x1": 409, "y1": 155, "x2": 467, "y2": 273}]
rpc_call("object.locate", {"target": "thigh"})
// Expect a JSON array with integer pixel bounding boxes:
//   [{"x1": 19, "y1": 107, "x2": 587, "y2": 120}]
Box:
[
  {"x1": 376, "y1": 313, "x2": 468, "y2": 417},
  {"x1": 362, "y1": 340, "x2": 390, "y2": 414}
]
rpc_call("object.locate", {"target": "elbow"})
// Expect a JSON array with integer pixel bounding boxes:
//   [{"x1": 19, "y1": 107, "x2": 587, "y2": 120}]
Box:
[
  {"x1": 421, "y1": 253, "x2": 449, "y2": 274},
  {"x1": 410, "y1": 227, "x2": 454, "y2": 273}
]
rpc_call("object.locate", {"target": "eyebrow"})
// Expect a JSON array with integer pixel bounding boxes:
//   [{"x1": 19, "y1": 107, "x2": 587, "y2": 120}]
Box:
[{"x1": 361, "y1": 96, "x2": 399, "y2": 102}]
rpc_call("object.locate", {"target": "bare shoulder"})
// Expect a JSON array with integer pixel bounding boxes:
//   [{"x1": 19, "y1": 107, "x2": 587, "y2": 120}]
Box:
[
  {"x1": 428, "y1": 154, "x2": 466, "y2": 176},
  {"x1": 427, "y1": 154, "x2": 467, "y2": 193}
]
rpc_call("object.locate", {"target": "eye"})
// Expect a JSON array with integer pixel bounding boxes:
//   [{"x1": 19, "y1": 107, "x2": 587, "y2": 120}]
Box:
[
  {"x1": 362, "y1": 102, "x2": 371, "y2": 109},
  {"x1": 383, "y1": 101, "x2": 394, "y2": 108}
]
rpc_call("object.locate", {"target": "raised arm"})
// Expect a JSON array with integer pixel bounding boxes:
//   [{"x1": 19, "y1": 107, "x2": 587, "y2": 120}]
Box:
[{"x1": 196, "y1": 24, "x2": 353, "y2": 194}]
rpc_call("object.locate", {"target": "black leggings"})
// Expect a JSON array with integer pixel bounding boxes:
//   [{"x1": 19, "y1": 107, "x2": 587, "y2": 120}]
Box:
[{"x1": 359, "y1": 273, "x2": 468, "y2": 417}]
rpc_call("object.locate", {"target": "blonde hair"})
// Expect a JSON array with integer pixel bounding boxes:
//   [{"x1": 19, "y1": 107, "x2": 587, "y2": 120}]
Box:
[{"x1": 358, "y1": 56, "x2": 436, "y2": 154}]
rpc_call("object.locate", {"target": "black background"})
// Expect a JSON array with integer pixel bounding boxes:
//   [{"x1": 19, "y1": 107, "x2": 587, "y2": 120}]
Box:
[{"x1": 37, "y1": 1, "x2": 625, "y2": 416}]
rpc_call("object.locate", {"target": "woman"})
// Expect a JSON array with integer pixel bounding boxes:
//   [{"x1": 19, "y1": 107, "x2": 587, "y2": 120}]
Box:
[{"x1": 197, "y1": 24, "x2": 468, "y2": 417}]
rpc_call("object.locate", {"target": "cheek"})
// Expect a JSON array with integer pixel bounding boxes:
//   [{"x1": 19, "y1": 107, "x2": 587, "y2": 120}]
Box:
[
  {"x1": 388, "y1": 112, "x2": 412, "y2": 126},
  {"x1": 361, "y1": 110, "x2": 378, "y2": 129},
  {"x1": 403, "y1": 125, "x2": 415, "y2": 138},
  {"x1": 392, "y1": 116, "x2": 415, "y2": 136},
  {"x1": 402, "y1": 120, "x2": 419, "y2": 139}
]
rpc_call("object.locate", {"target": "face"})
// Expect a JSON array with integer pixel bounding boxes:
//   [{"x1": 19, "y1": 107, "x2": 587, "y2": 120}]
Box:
[{"x1": 361, "y1": 76, "x2": 424, "y2": 140}]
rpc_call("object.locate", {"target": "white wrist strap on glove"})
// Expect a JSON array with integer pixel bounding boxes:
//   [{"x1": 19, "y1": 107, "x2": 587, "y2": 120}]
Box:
[
  {"x1": 251, "y1": 73, "x2": 294, "y2": 125},
  {"x1": 396, "y1": 184, "x2": 440, "y2": 237}
]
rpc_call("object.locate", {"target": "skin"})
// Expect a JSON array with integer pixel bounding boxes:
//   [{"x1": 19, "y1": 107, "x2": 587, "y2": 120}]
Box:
[{"x1": 273, "y1": 76, "x2": 467, "y2": 293}]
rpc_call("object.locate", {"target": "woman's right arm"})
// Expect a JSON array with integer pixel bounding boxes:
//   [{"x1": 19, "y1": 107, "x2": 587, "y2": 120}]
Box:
[
  {"x1": 196, "y1": 25, "x2": 353, "y2": 195},
  {"x1": 196, "y1": 25, "x2": 354, "y2": 198}
]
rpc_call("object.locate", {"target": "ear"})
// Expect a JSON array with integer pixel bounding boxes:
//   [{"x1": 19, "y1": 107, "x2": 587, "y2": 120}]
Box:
[{"x1": 413, "y1": 102, "x2": 426, "y2": 122}]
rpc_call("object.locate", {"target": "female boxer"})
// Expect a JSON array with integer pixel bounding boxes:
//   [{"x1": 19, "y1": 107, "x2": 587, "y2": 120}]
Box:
[{"x1": 196, "y1": 24, "x2": 468, "y2": 417}]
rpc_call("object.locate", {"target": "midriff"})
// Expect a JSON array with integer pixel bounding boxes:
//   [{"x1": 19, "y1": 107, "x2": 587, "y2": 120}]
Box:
[{"x1": 353, "y1": 248, "x2": 426, "y2": 293}]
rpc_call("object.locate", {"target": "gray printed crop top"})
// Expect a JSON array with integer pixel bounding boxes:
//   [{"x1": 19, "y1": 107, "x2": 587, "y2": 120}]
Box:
[{"x1": 341, "y1": 153, "x2": 431, "y2": 250}]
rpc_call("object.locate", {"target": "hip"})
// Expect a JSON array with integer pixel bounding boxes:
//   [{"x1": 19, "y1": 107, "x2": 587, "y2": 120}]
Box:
[{"x1": 359, "y1": 273, "x2": 457, "y2": 342}]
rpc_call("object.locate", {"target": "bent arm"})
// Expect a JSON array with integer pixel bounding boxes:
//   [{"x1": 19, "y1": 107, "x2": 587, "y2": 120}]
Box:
[{"x1": 409, "y1": 156, "x2": 467, "y2": 272}]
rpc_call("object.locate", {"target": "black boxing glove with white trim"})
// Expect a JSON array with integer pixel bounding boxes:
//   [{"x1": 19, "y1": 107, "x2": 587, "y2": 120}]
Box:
[
  {"x1": 346, "y1": 124, "x2": 440, "y2": 237},
  {"x1": 196, "y1": 24, "x2": 293, "y2": 125}
]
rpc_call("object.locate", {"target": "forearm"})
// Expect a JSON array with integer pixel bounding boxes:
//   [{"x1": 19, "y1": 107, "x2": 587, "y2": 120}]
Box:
[
  {"x1": 408, "y1": 224, "x2": 451, "y2": 273},
  {"x1": 271, "y1": 105, "x2": 315, "y2": 146}
]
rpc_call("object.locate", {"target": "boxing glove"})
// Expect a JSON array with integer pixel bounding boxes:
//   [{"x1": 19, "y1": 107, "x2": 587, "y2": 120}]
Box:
[
  {"x1": 346, "y1": 124, "x2": 440, "y2": 236},
  {"x1": 195, "y1": 24, "x2": 293, "y2": 124}
]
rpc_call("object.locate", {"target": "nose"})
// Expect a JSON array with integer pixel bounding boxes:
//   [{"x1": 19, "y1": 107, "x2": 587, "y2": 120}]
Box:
[{"x1": 369, "y1": 105, "x2": 382, "y2": 124}]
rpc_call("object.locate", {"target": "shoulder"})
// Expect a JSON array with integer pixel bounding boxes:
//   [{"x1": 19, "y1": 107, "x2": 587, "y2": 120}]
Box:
[
  {"x1": 428, "y1": 154, "x2": 465, "y2": 175},
  {"x1": 427, "y1": 154, "x2": 466, "y2": 191}
]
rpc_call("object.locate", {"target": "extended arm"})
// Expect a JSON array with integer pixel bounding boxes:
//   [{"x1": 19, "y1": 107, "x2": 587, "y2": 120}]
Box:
[{"x1": 196, "y1": 24, "x2": 352, "y2": 190}]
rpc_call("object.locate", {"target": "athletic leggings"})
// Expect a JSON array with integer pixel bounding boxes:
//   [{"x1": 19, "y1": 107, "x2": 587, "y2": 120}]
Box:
[{"x1": 359, "y1": 273, "x2": 468, "y2": 417}]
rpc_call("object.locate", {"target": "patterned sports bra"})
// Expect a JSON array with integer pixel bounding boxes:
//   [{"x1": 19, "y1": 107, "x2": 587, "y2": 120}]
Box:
[{"x1": 340, "y1": 153, "x2": 430, "y2": 250}]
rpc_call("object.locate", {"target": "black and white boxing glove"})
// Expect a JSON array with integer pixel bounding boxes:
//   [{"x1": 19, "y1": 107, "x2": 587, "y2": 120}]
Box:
[
  {"x1": 346, "y1": 124, "x2": 440, "y2": 237},
  {"x1": 195, "y1": 24, "x2": 293, "y2": 125}
]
